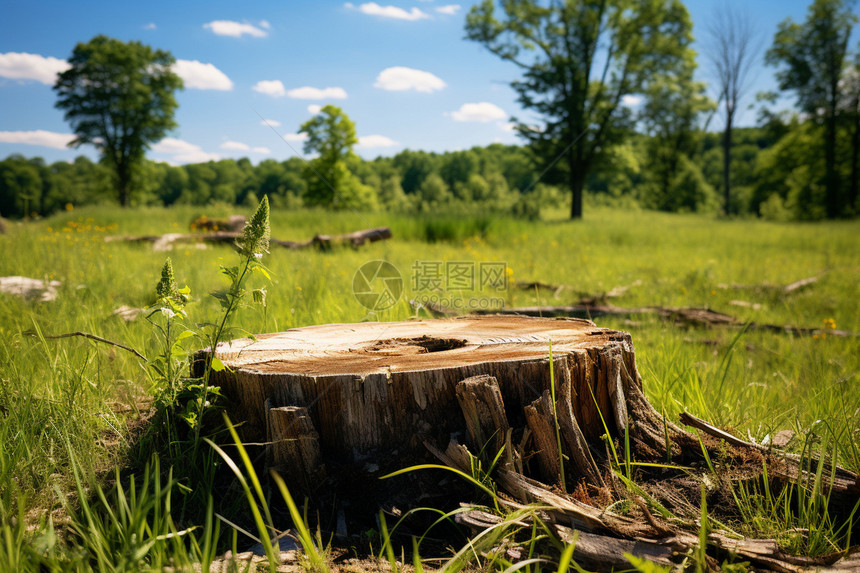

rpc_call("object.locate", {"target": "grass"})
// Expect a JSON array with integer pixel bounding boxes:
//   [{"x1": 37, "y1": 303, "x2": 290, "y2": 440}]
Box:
[{"x1": 0, "y1": 203, "x2": 857, "y2": 570}]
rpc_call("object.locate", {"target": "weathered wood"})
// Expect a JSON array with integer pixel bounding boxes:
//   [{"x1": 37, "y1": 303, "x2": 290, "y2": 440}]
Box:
[
  {"x1": 189, "y1": 214, "x2": 247, "y2": 233},
  {"x1": 266, "y1": 404, "x2": 323, "y2": 493},
  {"x1": 105, "y1": 226, "x2": 392, "y2": 252},
  {"x1": 454, "y1": 375, "x2": 509, "y2": 455},
  {"x1": 524, "y1": 391, "x2": 562, "y2": 484},
  {"x1": 718, "y1": 274, "x2": 823, "y2": 296},
  {"x1": 197, "y1": 316, "x2": 641, "y2": 463}
]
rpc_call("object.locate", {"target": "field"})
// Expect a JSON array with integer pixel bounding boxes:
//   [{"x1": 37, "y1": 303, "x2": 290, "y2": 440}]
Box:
[{"x1": 0, "y1": 203, "x2": 858, "y2": 571}]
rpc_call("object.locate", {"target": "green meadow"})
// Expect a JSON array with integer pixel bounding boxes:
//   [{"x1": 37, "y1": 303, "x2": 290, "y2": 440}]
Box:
[{"x1": 0, "y1": 204, "x2": 858, "y2": 570}]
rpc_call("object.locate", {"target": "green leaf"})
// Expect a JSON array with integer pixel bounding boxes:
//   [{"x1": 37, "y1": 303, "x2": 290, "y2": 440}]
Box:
[{"x1": 210, "y1": 357, "x2": 226, "y2": 372}]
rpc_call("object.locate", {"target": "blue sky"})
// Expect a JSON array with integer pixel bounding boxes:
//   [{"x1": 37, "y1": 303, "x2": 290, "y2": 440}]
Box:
[{"x1": 0, "y1": 0, "x2": 854, "y2": 165}]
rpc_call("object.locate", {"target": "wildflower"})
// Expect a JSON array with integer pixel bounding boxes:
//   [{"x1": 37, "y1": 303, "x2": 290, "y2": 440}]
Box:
[
  {"x1": 156, "y1": 258, "x2": 179, "y2": 300},
  {"x1": 238, "y1": 195, "x2": 270, "y2": 258},
  {"x1": 65, "y1": 203, "x2": 74, "y2": 211}
]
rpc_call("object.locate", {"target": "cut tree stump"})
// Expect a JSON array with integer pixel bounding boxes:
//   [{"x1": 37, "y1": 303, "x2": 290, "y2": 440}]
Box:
[
  {"x1": 196, "y1": 315, "x2": 651, "y2": 468},
  {"x1": 196, "y1": 315, "x2": 859, "y2": 571}
]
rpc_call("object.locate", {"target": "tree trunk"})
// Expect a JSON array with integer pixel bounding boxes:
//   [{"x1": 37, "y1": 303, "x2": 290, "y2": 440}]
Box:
[
  {"x1": 851, "y1": 108, "x2": 859, "y2": 212},
  {"x1": 824, "y1": 111, "x2": 840, "y2": 218},
  {"x1": 567, "y1": 152, "x2": 585, "y2": 220},
  {"x1": 116, "y1": 161, "x2": 132, "y2": 208},
  {"x1": 722, "y1": 112, "x2": 733, "y2": 216}
]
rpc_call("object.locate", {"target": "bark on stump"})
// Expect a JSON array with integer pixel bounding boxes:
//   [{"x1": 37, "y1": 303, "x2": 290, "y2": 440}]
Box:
[{"x1": 196, "y1": 316, "x2": 661, "y2": 484}]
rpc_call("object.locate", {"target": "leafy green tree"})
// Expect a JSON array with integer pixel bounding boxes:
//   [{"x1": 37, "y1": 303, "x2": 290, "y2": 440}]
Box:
[
  {"x1": 639, "y1": 6, "x2": 714, "y2": 210},
  {"x1": 466, "y1": 0, "x2": 697, "y2": 219},
  {"x1": 299, "y1": 105, "x2": 376, "y2": 208},
  {"x1": 766, "y1": 0, "x2": 857, "y2": 217},
  {"x1": 0, "y1": 155, "x2": 42, "y2": 218},
  {"x1": 842, "y1": 51, "x2": 860, "y2": 211},
  {"x1": 54, "y1": 35, "x2": 183, "y2": 207},
  {"x1": 417, "y1": 172, "x2": 452, "y2": 209}
]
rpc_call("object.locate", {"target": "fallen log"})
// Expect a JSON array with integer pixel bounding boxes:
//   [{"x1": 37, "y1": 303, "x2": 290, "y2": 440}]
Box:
[
  {"x1": 717, "y1": 274, "x2": 823, "y2": 296},
  {"x1": 515, "y1": 279, "x2": 642, "y2": 303},
  {"x1": 474, "y1": 304, "x2": 855, "y2": 337},
  {"x1": 105, "y1": 226, "x2": 392, "y2": 252}
]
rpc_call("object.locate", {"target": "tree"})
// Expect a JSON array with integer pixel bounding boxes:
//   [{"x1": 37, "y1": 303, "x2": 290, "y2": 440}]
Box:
[
  {"x1": 466, "y1": 0, "x2": 696, "y2": 219},
  {"x1": 639, "y1": 7, "x2": 714, "y2": 209},
  {"x1": 707, "y1": 3, "x2": 760, "y2": 216},
  {"x1": 766, "y1": 0, "x2": 857, "y2": 218},
  {"x1": 299, "y1": 105, "x2": 376, "y2": 208},
  {"x1": 54, "y1": 35, "x2": 182, "y2": 207},
  {"x1": 841, "y1": 50, "x2": 860, "y2": 212}
]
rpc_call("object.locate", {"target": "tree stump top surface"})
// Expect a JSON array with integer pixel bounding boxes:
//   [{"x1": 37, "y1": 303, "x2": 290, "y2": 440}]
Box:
[{"x1": 212, "y1": 315, "x2": 627, "y2": 377}]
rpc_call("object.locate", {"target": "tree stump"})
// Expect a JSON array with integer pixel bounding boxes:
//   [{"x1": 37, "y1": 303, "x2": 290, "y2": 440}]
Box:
[
  {"x1": 196, "y1": 315, "x2": 860, "y2": 571},
  {"x1": 197, "y1": 316, "x2": 668, "y2": 481}
]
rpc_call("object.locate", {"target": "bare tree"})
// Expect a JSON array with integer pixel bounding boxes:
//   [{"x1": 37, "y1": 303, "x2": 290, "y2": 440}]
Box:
[{"x1": 707, "y1": 3, "x2": 760, "y2": 216}]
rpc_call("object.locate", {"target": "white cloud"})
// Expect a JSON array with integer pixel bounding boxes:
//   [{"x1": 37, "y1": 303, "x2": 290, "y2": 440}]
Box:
[
  {"x1": 220, "y1": 140, "x2": 270, "y2": 154},
  {"x1": 449, "y1": 102, "x2": 507, "y2": 122},
  {"x1": 0, "y1": 52, "x2": 70, "y2": 84},
  {"x1": 220, "y1": 140, "x2": 250, "y2": 151},
  {"x1": 497, "y1": 121, "x2": 516, "y2": 132},
  {"x1": 0, "y1": 130, "x2": 75, "y2": 149},
  {"x1": 252, "y1": 79, "x2": 286, "y2": 97},
  {"x1": 436, "y1": 5, "x2": 460, "y2": 15},
  {"x1": 174, "y1": 150, "x2": 221, "y2": 163},
  {"x1": 143, "y1": 22, "x2": 157, "y2": 30},
  {"x1": 374, "y1": 66, "x2": 446, "y2": 93},
  {"x1": 203, "y1": 20, "x2": 268, "y2": 38},
  {"x1": 287, "y1": 86, "x2": 347, "y2": 99},
  {"x1": 358, "y1": 134, "x2": 398, "y2": 148},
  {"x1": 260, "y1": 118, "x2": 281, "y2": 127},
  {"x1": 152, "y1": 137, "x2": 200, "y2": 154},
  {"x1": 621, "y1": 94, "x2": 643, "y2": 107},
  {"x1": 259, "y1": 20, "x2": 271, "y2": 29},
  {"x1": 307, "y1": 104, "x2": 322, "y2": 115},
  {"x1": 152, "y1": 137, "x2": 220, "y2": 163},
  {"x1": 353, "y1": 2, "x2": 429, "y2": 20},
  {"x1": 173, "y1": 59, "x2": 233, "y2": 90},
  {"x1": 282, "y1": 133, "x2": 309, "y2": 143}
]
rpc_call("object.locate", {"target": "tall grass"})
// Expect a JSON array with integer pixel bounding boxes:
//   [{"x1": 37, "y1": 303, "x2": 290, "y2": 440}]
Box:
[{"x1": 0, "y1": 204, "x2": 857, "y2": 568}]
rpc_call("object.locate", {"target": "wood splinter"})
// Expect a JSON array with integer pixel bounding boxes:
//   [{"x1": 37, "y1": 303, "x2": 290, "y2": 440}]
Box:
[{"x1": 266, "y1": 403, "x2": 324, "y2": 493}]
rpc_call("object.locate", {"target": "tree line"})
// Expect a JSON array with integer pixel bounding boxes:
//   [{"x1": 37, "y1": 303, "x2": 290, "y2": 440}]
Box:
[
  {"x1": 0, "y1": 122, "x2": 805, "y2": 220},
  {"x1": 1, "y1": 0, "x2": 859, "y2": 222}
]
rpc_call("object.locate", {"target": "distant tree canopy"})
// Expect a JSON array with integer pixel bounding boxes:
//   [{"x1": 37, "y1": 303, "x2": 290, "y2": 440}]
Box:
[
  {"x1": 54, "y1": 35, "x2": 182, "y2": 207},
  {"x1": 4, "y1": 0, "x2": 860, "y2": 221},
  {"x1": 465, "y1": 0, "x2": 705, "y2": 220},
  {"x1": 299, "y1": 105, "x2": 377, "y2": 210},
  {"x1": 766, "y1": 0, "x2": 858, "y2": 218}
]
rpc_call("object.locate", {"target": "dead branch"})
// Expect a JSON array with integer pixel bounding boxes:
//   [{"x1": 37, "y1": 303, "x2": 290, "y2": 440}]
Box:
[
  {"x1": 25, "y1": 330, "x2": 146, "y2": 360},
  {"x1": 474, "y1": 305, "x2": 855, "y2": 337},
  {"x1": 105, "y1": 227, "x2": 392, "y2": 252},
  {"x1": 717, "y1": 274, "x2": 824, "y2": 296}
]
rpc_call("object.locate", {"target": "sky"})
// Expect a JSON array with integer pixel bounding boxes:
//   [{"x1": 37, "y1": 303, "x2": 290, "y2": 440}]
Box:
[{"x1": 0, "y1": 0, "x2": 856, "y2": 166}]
